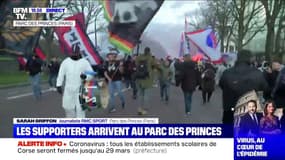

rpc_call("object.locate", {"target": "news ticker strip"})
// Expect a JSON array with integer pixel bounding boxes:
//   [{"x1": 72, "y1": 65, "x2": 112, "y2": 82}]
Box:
[
  {"x1": 13, "y1": 139, "x2": 230, "y2": 159},
  {"x1": 13, "y1": 118, "x2": 159, "y2": 124},
  {"x1": 13, "y1": 20, "x2": 75, "y2": 27}
]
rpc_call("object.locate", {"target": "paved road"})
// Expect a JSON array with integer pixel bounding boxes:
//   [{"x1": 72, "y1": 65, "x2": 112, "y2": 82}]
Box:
[{"x1": 0, "y1": 84, "x2": 223, "y2": 137}]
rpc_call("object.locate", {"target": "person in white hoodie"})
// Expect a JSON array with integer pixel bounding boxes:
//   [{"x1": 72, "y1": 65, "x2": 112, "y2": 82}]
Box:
[{"x1": 56, "y1": 45, "x2": 94, "y2": 118}]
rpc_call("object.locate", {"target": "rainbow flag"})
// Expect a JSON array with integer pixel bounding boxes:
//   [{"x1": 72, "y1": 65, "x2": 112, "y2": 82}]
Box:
[{"x1": 101, "y1": 0, "x2": 164, "y2": 53}]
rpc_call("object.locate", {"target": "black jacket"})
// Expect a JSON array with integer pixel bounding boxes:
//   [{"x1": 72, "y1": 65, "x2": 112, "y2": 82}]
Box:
[
  {"x1": 177, "y1": 61, "x2": 201, "y2": 92},
  {"x1": 48, "y1": 61, "x2": 60, "y2": 74},
  {"x1": 26, "y1": 58, "x2": 42, "y2": 76},
  {"x1": 201, "y1": 68, "x2": 216, "y2": 92},
  {"x1": 239, "y1": 112, "x2": 263, "y2": 136},
  {"x1": 123, "y1": 59, "x2": 136, "y2": 80},
  {"x1": 272, "y1": 67, "x2": 285, "y2": 108},
  {"x1": 263, "y1": 70, "x2": 279, "y2": 100},
  {"x1": 104, "y1": 61, "x2": 123, "y2": 82},
  {"x1": 219, "y1": 63, "x2": 269, "y2": 111}
]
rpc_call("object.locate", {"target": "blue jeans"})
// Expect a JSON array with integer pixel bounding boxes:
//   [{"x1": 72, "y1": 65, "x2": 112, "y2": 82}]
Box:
[
  {"x1": 125, "y1": 79, "x2": 131, "y2": 88},
  {"x1": 160, "y1": 82, "x2": 169, "y2": 101},
  {"x1": 125, "y1": 79, "x2": 137, "y2": 97},
  {"x1": 30, "y1": 73, "x2": 42, "y2": 99},
  {"x1": 137, "y1": 85, "x2": 150, "y2": 108},
  {"x1": 108, "y1": 80, "x2": 125, "y2": 110},
  {"x1": 48, "y1": 73, "x2": 57, "y2": 88},
  {"x1": 183, "y1": 91, "x2": 193, "y2": 113}
]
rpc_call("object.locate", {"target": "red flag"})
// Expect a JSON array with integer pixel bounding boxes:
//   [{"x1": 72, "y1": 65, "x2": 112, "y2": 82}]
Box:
[
  {"x1": 54, "y1": 13, "x2": 102, "y2": 65},
  {"x1": 34, "y1": 47, "x2": 46, "y2": 61},
  {"x1": 17, "y1": 56, "x2": 27, "y2": 66}
]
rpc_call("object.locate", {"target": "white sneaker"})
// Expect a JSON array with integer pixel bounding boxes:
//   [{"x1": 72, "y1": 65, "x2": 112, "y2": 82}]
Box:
[
  {"x1": 138, "y1": 109, "x2": 147, "y2": 115},
  {"x1": 109, "y1": 108, "x2": 116, "y2": 113}
]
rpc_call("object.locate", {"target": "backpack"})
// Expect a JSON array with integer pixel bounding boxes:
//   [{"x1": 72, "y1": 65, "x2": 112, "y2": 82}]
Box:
[
  {"x1": 202, "y1": 68, "x2": 215, "y2": 80},
  {"x1": 136, "y1": 60, "x2": 149, "y2": 79},
  {"x1": 125, "y1": 61, "x2": 135, "y2": 73}
]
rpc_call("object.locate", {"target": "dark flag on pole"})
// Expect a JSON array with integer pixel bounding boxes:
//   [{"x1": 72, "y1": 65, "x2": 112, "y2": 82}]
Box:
[
  {"x1": 101, "y1": 0, "x2": 164, "y2": 53},
  {"x1": 0, "y1": 0, "x2": 48, "y2": 56}
]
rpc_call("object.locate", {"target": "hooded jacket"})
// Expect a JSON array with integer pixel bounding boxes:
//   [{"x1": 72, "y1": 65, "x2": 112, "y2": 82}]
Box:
[
  {"x1": 177, "y1": 60, "x2": 200, "y2": 92},
  {"x1": 219, "y1": 63, "x2": 269, "y2": 111}
]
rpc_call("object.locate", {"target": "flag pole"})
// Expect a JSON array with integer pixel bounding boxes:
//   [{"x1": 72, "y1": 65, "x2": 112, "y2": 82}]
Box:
[
  {"x1": 184, "y1": 15, "x2": 188, "y2": 33},
  {"x1": 136, "y1": 40, "x2": 141, "y2": 56}
]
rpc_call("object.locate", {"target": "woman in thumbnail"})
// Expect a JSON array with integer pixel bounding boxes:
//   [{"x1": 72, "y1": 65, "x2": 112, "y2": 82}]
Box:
[{"x1": 260, "y1": 100, "x2": 281, "y2": 135}]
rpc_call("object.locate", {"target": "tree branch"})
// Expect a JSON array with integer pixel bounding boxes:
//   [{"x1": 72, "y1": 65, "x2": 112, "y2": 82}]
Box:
[{"x1": 243, "y1": 22, "x2": 266, "y2": 46}]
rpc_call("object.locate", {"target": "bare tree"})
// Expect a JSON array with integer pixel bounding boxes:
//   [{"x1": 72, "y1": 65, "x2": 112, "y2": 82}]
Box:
[
  {"x1": 186, "y1": 2, "x2": 217, "y2": 31},
  {"x1": 185, "y1": 9, "x2": 205, "y2": 31},
  {"x1": 41, "y1": 0, "x2": 72, "y2": 59},
  {"x1": 199, "y1": 2, "x2": 217, "y2": 29},
  {"x1": 206, "y1": 0, "x2": 235, "y2": 52},
  {"x1": 63, "y1": 0, "x2": 107, "y2": 47},
  {"x1": 188, "y1": 0, "x2": 236, "y2": 52},
  {"x1": 259, "y1": 0, "x2": 284, "y2": 60},
  {"x1": 230, "y1": 0, "x2": 266, "y2": 52},
  {"x1": 68, "y1": 0, "x2": 104, "y2": 32},
  {"x1": 273, "y1": 1, "x2": 285, "y2": 56},
  {"x1": 41, "y1": 0, "x2": 106, "y2": 57}
]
